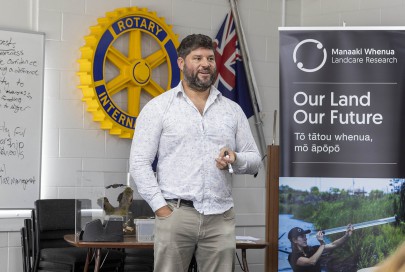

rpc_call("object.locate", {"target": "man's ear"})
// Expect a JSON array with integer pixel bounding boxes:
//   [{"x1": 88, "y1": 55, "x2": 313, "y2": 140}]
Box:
[{"x1": 177, "y1": 57, "x2": 184, "y2": 71}]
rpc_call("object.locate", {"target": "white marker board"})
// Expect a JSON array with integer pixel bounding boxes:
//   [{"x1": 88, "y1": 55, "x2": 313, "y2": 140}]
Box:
[{"x1": 0, "y1": 28, "x2": 45, "y2": 209}]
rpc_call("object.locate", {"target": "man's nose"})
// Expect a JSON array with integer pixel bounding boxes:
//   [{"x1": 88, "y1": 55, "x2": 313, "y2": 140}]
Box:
[{"x1": 201, "y1": 58, "x2": 211, "y2": 67}]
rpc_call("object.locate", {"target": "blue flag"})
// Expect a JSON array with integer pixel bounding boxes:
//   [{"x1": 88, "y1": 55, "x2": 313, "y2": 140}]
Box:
[{"x1": 213, "y1": 12, "x2": 254, "y2": 118}]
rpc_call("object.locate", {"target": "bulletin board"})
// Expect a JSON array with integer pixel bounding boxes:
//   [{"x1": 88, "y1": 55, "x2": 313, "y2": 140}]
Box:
[{"x1": 0, "y1": 28, "x2": 45, "y2": 209}]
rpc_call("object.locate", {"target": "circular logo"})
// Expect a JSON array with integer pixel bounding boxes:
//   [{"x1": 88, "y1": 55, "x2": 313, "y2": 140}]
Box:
[
  {"x1": 293, "y1": 39, "x2": 327, "y2": 73},
  {"x1": 77, "y1": 7, "x2": 180, "y2": 138}
]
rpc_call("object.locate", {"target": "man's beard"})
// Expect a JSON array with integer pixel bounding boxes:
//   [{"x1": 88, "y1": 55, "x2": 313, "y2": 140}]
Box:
[{"x1": 183, "y1": 63, "x2": 217, "y2": 92}]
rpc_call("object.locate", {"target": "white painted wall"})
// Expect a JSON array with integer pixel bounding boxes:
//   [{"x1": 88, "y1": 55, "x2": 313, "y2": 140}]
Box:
[
  {"x1": 2, "y1": 0, "x2": 404, "y2": 271},
  {"x1": 300, "y1": 0, "x2": 405, "y2": 26}
]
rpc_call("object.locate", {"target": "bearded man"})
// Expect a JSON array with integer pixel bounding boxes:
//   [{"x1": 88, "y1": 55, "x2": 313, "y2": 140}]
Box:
[{"x1": 130, "y1": 34, "x2": 261, "y2": 272}]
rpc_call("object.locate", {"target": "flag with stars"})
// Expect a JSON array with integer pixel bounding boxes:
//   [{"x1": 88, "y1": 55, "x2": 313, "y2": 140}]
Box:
[{"x1": 213, "y1": 12, "x2": 254, "y2": 118}]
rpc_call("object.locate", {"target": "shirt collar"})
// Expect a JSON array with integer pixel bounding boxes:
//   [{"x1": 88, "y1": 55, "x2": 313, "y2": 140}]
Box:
[{"x1": 174, "y1": 80, "x2": 222, "y2": 100}]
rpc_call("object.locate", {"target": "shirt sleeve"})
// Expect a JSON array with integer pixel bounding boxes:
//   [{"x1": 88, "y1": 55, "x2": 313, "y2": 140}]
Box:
[
  {"x1": 232, "y1": 105, "x2": 262, "y2": 175},
  {"x1": 129, "y1": 98, "x2": 167, "y2": 212}
]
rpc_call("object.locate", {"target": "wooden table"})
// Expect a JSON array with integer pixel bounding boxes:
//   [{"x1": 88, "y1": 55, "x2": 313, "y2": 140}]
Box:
[{"x1": 64, "y1": 234, "x2": 267, "y2": 272}]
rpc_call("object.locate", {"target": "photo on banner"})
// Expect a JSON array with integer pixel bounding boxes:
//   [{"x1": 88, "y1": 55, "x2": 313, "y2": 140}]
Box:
[{"x1": 279, "y1": 27, "x2": 405, "y2": 272}]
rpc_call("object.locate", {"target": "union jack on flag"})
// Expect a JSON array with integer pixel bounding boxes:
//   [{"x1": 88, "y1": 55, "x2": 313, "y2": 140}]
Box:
[{"x1": 213, "y1": 12, "x2": 254, "y2": 118}]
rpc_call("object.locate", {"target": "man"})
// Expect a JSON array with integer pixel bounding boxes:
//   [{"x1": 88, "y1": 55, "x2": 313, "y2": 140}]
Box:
[
  {"x1": 129, "y1": 34, "x2": 262, "y2": 272},
  {"x1": 288, "y1": 225, "x2": 354, "y2": 272}
]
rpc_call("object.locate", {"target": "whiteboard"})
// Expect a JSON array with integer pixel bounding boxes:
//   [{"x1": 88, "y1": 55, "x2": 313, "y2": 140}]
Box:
[{"x1": 0, "y1": 28, "x2": 45, "y2": 209}]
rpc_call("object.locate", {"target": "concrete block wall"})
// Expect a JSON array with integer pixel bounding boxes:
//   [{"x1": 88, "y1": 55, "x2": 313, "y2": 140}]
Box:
[
  {"x1": 0, "y1": 0, "x2": 280, "y2": 271},
  {"x1": 2, "y1": 0, "x2": 403, "y2": 271}
]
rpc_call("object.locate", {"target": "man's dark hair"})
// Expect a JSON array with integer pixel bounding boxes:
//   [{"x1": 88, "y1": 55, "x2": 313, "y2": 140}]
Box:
[{"x1": 177, "y1": 34, "x2": 214, "y2": 59}]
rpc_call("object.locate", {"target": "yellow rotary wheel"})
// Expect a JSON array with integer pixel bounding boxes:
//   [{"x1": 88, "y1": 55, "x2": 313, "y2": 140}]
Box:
[{"x1": 77, "y1": 7, "x2": 180, "y2": 138}]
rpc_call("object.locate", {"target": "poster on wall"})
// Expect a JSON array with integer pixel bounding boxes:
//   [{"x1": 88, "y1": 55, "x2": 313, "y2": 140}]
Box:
[{"x1": 279, "y1": 27, "x2": 405, "y2": 272}]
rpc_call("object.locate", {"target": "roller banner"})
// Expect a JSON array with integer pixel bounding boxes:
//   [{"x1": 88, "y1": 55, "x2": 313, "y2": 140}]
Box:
[
  {"x1": 280, "y1": 27, "x2": 405, "y2": 178},
  {"x1": 278, "y1": 28, "x2": 405, "y2": 272}
]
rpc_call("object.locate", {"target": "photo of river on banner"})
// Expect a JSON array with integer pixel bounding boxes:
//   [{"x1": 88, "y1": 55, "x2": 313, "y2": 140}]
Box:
[{"x1": 278, "y1": 177, "x2": 405, "y2": 272}]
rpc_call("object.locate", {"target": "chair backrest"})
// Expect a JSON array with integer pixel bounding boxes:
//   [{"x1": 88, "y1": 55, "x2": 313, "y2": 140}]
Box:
[
  {"x1": 30, "y1": 209, "x2": 36, "y2": 263},
  {"x1": 21, "y1": 213, "x2": 35, "y2": 272},
  {"x1": 21, "y1": 225, "x2": 28, "y2": 272},
  {"x1": 32, "y1": 199, "x2": 124, "y2": 272},
  {"x1": 34, "y1": 199, "x2": 81, "y2": 249}
]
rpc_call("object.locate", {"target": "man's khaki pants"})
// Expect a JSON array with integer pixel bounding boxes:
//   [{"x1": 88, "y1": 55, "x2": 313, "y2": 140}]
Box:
[{"x1": 153, "y1": 203, "x2": 236, "y2": 272}]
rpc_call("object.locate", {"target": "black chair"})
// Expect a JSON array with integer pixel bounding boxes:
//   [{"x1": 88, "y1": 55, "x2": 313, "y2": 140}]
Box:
[
  {"x1": 21, "y1": 219, "x2": 31, "y2": 272},
  {"x1": 32, "y1": 199, "x2": 125, "y2": 272},
  {"x1": 21, "y1": 226, "x2": 27, "y2": 271},
  {"x1": 21, "y1": 210, "x2": 37, "y2": 272}
]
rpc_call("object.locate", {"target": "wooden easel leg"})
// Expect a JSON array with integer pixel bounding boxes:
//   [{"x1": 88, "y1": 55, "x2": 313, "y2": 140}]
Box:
[{"x1": 265, "y1": 145, "x2": 279, "y2": 272}]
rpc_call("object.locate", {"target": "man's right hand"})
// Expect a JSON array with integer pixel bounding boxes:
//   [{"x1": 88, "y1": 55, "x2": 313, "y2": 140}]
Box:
[{"x1": 155, "y1": 205, "x2": 173, "y2": 217}]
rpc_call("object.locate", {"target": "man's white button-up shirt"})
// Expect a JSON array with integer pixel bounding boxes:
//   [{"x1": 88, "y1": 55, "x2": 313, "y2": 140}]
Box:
[{"x1": 130, "y1": 82, "x2": 262, "y2": 215}]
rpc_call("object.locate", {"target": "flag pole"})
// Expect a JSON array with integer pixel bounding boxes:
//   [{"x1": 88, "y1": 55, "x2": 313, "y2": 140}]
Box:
[{"x1": 228, "y1": 0, "x2": 267, "y2": 158}]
